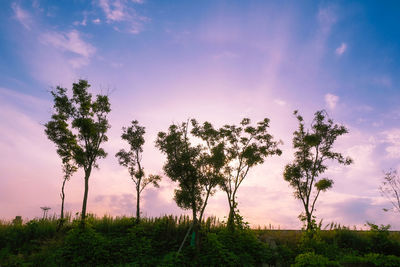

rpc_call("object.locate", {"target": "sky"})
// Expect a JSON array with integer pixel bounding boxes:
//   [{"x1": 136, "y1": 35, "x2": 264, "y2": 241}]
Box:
[{"x1": 0, "y1": 0, "x2": 400, "y2": 229}]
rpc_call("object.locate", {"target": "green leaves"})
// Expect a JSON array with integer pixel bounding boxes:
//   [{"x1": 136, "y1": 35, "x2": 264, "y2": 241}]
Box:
[
  {"x1": 45, "y1": 79, "x2": 111, "y2": 221},
  {"x1": 315, "y1": 178, "x2": 333, "y2": 191},
  {"x1": 284, "y1": 110, "x2": 352, "y2": 230}
]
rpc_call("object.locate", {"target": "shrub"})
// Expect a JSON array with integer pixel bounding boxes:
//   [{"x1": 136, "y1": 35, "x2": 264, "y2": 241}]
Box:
[
  {"x1": 294, "y1": 252, "x2": 339, "y2": 267},
  {"x1": 59, "y1": 226, "x2": 109, "y2": 266}
]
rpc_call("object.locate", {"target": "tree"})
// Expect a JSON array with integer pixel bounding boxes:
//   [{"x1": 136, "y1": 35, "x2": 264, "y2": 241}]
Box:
[
  {"x1": 218, "y1": 118, "x2": 282, "y2": 229},
  {"x1": 156, "y1": 120, "x2": 224, "y2": 248},
  {"x1": 283, "y1": 110, "x2": 352, "y2": 231},
  {"x1": 59, "y1": 161, "x2": 77, "y2": 225},
  {"x1": 380, "y1": 169, "x2": 400, "y2": 213},
  {"x1": 115, "y1": 120, "x2": 161, "y2": 223},
  {"x1": 45, "y1": 110, "x2": 77, "y2": 227},
  {"x1": 45, "y1": 80, "x2": 111, "y2": 224}
]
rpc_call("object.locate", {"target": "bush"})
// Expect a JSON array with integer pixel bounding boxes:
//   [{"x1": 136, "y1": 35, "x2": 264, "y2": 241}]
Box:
[
  {"x1": 341, "y1": 253, "x2": 400, "y2": 267},
  {"x1": 294, "y1": 252, "x2": 339, "y2": 267},
  {"x1": 59, "y1": 226, "x2": 109, "y2": 266}
]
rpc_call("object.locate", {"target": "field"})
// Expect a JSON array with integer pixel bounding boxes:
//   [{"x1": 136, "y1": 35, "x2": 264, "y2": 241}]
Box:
[{"x1": 1, "y1": 215, "x2": 400, "y2": 266}]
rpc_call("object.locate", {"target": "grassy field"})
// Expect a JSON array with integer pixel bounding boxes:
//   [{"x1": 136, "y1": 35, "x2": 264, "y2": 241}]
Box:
[{"x1": 1, "y1": 214, "x2": 400, "y2": 266}]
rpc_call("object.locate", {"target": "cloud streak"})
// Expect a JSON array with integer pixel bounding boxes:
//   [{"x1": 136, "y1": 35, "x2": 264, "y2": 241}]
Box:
[
  {"x1": 98, "y1": 0, "x2": 148, "y2": 34},
  {"x1": 40, "y1": 30, "x2": 96, "y2": 68},
  {"x1": 11, "y1": 3, "x2": 32, "y2": 30}
]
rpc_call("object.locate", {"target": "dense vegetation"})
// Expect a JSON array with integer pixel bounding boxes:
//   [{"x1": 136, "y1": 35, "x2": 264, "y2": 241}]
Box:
[{"x1": 1, "y1": 215, "x2": 400, "y2": 266}]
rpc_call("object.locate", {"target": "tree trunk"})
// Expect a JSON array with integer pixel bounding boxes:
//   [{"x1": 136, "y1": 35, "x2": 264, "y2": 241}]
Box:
[
  {"x1": 58, "y1": 178, "x2": 67, "y2": 230},
  {"x1": 191, "y1": 210, "x2": 200, "y2": 256},
  {"x1": 81, "y1": 167, "x2": 91, "y2": 225},
  {"x1": 136, "y1": 186, "x2": 140, "y2": 223},
  {"x1": 306, "y1": 210, "x2": 313, "y2": 231},
  {"x1": 227, "y1": 199, "x2": 235, "y2": 231}
]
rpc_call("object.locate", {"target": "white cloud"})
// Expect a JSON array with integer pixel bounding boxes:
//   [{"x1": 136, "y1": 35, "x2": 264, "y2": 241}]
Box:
[
  {"x1": 325, "y1": 93, "x2": 339, "y2": 110},
  {"x1": 93, "y1": 18, "x2": 101, "y2": 24},
  {"x1": 98, "y1": 0, "x2": 149, "y2": 34},
  {"x1": 274, "y1": 99, "x2": 286, "y2": 106},
  {"x1": 11, "y1": 3, "x2": 32, "y2": 30},
  {"x1": 335, "y1": 42, "x2": 347, "y2": 55},
  {"x1": 382, "y1": 129, "x2": 400, "y2": 158},
  {"x1": 41, "y1": 30, "x2": 96, "y2": 68},
  {"x1": 73, "y1": 17, "x2": 87, "y2": 26},
  {"x1": 99, "y1": 0, "x2": 126, "y2": 22}
]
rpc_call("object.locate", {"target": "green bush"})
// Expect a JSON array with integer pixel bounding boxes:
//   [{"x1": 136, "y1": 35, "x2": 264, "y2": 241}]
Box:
[
  {"x1": 341, "y1": 253, "x2": 400, "y2": 267},
  {"x1": 293, "y1": 252, "x2": 339, "y2": 267},
  {"x1": 59, "y1": 226, "x2": 109, "y2": 266}
]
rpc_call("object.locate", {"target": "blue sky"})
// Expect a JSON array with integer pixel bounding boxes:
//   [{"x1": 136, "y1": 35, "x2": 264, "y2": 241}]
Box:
[{"x1": 1, "y1": 0, "x2": 400, "y2": 229}]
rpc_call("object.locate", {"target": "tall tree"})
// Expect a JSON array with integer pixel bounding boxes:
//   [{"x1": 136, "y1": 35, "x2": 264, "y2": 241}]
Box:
[
  {"x1": 283, "y1": 110, "x2": 352, "y2": 231},
  {"x1": 45, "y1": 96, "x2": 78, "y2": 227},
  {"x1": 219, "y1": 118, "x2": 282, "y2": 229},
  {"x1": 115, "y1": 120, "x2": 161, "y2": 223},
  {"x1": 156, "y1": 120, "x2": 224, "y2": 248},
  {"x1": 45, "y1": 80, "x2": 111, "y2": 224},
  {"x1": 380, "y1": 169, "x2": 400, "y2": 213}
]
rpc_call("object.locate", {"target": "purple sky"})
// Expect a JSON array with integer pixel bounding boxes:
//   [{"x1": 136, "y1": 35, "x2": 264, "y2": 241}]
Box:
[{"x1": 1, "y1": 0, "x2": 400, "y2": 229}]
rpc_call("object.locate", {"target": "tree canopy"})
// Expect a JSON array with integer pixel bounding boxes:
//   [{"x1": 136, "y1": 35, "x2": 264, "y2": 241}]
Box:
[
  {"x1": 45, "y1": 80, "x2": 111, "y2": 223},
  {"x1": 218, "y1": 118, "x2": 282, "y2": 229},
  {"x1": 283, "y1": 110, "x2": 352, "y2": 230},
  {"x1": 116, "y1": 120, "x2": 161, "y2": 223}
]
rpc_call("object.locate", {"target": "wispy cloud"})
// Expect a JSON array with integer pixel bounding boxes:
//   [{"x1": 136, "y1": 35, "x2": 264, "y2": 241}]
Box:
[
  {"x1": 93, "y1": 18, "x2": 101, "y2": 24},
  {"x1": 325, "y1": 93, "x2": 339, "y2": 110},
  {"x1": 381, "y1": 129, "x2": 400, "y2": 159},
  {"x1": 98, "y1": 0, "x2": 149, "y2": 34},
  {"x1": 336, "y1": 42, "x2": 347, "y2": 55},
  {"x1": 73, "y1": 14, "x2": 87, "y2": 26},
  {"x1": 11, "y1": 3, "x2": 32, "y2": 30},
  {"x1": 317, "y1": 6, "x2": 337, "y2": 35},
  {"x1": 41, "y1": 30, "x2": 96, "y2": 68},
  {"x1": 274, "y1": 99, "x2": 286, "y2": 106}
]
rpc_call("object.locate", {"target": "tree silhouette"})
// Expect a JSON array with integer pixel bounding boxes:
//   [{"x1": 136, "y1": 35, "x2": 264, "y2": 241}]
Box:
[
  {"x1": 156, "y1": 120, "x2": 224, "y2": 249},
  {"x1": 45, "y1": 80, "x2": 111, "y2": 224},
  {"x1": 44, "y1": 110, "x2": 77, "y2": 227},
  {"x1": 219, "y1": 118, "x2": 282, "y2": 230},
  {"x1": 115, "y1": 120, "x2": 161, "y2": 223},
  {"x1": 284, "y1": 110, "x2": 352, "y2": 231},
  {"x1": 59, "y1": 161, "x2": 77, "y2": 226},
  {"x1": 380, "y1": 169, "x2": 400, "y2": 213}
]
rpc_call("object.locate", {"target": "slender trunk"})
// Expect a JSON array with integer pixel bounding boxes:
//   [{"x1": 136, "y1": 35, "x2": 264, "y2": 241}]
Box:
[
  {"x1": 192, "y1": 209, "x2": 200, "y2": 256},
  {"x1": 306, "y1": 209, "x2": 313, "y2": 231},
  {"x1": 58, "y1": 178, "x2": 67, "y2": 230},
  {"x1": 136, "y1": 186, "x2": 140, "y2": 223},
  {"x1": 227, "y1": 195, "x2": 236, "y2": 231},
  {"x1": 81, "y1": 167, "x2": 91, "y2": 225}
]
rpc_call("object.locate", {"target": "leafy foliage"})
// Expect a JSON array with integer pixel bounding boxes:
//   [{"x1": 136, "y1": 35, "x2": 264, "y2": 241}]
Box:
[
  {"x1": 156, "y1": 120, "x2": 226, "y2": 248},
  {"x1": 1, "y1": 216, "x2": 400, "y2": 266},
  {"x1": 115, "y1": 120, "x2": 161, "y2": 222},
  {"x1": 45, "y1": 80, "x2": 111, "y2": 222},
  {"x1": 284, "y1": 110, "x2": 352, "y2": 230},
  {"x1": 218, "y1": 118, "x2": 282, "y2": 228}
]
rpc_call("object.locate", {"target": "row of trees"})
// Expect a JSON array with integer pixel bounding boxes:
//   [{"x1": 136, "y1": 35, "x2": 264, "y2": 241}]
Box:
[{"x1": 45, "y1": 80, "x2": 355, "y2": 236}]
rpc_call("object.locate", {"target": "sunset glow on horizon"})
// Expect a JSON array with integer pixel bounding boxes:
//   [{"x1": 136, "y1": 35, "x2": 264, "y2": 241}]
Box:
[{"x1": 1, "y1": 0, "x2": 400, "y2": 230}]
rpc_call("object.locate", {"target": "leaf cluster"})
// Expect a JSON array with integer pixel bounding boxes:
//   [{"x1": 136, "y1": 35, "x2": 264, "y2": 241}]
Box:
[{"x1": 44, "y1": 80, "x2": 111, "y2": 171}]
